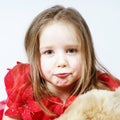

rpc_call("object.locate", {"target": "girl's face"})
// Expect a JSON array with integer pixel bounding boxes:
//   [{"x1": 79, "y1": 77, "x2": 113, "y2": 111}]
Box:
[{"x1": 39, "y1": 22, "x2": 82, "y2": 89}]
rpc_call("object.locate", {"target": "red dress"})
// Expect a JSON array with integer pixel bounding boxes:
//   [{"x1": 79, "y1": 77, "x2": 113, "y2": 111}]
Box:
[{"x1": 0, "y1": 62, "x2": 120, "y2": 120}]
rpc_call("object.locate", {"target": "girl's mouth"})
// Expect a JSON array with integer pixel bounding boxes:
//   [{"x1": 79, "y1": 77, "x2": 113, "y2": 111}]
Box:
[{"x1": 54, "y1": 73, "x2": 70, "y2": 79}]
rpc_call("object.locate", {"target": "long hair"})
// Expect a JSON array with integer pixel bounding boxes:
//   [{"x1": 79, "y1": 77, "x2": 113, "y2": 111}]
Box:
[{"x1": 24, "y1": 5, "x2": 115, "y2": 116}]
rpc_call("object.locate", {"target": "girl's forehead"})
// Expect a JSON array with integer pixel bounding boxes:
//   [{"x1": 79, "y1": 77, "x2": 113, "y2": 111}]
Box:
[
  {"x1": 41, "y1": 21, "x2": 75, "y2": 36},
  {"x1": 39, "y1": 21, "x2": 81, "y2": 48},
  {"x1": 42, "y1": 21, "x2": 74, "y2": 31},
  {"x1": 40, "y1": 21, "x2": 79, "y2": 40}
]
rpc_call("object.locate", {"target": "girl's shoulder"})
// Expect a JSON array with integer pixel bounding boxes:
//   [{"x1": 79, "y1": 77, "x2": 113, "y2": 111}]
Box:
[
  {"x1": 98, "y1": 72, "x2": 120, "y2": 90},
  {"x1": 4, "y1": 62, "x2": 36, "y2": 119},
  {"x1": 4, "y1": 61, "x2": 31, "y2": 96},
  {"x1": 5, "y1": 61, "x2": 30, "y2": 79}
]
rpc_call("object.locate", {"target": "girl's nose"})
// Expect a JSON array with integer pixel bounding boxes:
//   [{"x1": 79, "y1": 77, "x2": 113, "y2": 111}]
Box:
[{"x1": 56, "y1": 53, "x2": 68, "y2": 68}]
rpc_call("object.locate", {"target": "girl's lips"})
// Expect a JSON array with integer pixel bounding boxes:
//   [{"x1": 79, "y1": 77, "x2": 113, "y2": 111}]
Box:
[{"x1": 54, "y1": 73, "x2": 70, "y2": 79}]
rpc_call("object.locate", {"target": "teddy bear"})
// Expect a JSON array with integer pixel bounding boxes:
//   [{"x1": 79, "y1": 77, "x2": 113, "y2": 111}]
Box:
[{"x1": 56, "y1": 87, "x2": 120, "y2": 120}]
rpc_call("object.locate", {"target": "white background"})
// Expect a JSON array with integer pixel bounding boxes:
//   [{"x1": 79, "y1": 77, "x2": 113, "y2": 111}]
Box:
[{"x1": 0, "y1": 0, "x2": 120, "y2": 101}]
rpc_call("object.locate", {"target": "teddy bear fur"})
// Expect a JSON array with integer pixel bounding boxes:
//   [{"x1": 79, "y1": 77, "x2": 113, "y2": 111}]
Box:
[{"x1": 56, "y1": 87, "x2": 120, "y2": 120}]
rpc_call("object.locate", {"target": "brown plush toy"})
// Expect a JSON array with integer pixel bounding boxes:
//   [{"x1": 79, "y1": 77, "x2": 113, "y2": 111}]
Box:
[{"x1": 56, "y1": 87, "x2": 120, "y2": 120}]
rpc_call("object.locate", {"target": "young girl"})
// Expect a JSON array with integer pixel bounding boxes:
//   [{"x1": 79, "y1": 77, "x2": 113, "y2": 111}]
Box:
[{"x1": 2, "y1": 5, "x2": 120, "y2": 120}]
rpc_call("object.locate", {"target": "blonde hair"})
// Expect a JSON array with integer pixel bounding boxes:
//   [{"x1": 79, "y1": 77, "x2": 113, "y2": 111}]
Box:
[{"x1": 24, "y1": 5, "x2": 113, "y2": 116}]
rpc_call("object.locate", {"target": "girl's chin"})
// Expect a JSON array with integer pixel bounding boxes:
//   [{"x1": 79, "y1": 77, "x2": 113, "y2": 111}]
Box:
[{"x1": 54, "y1": 80, "x2": 73, "y2": 88}]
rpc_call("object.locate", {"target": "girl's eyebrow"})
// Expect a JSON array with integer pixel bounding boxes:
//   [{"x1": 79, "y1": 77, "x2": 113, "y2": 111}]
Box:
[
  {"x1": 66, "y1": 44, "x2": 79, "y2": 47},
  {"x1": 40, "y1": 46, "x2": 53, "y2": 51},
  {"x1": 40, "y1": 45, "x2": 80, "y2": 49},
  {"x1": 65, "y1": 45, "x2": 80, "y2": 49}
]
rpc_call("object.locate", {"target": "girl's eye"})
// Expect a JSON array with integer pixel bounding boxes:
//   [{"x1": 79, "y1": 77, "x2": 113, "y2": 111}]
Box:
[
  {"x1": 44, "y1": 50, "x2": 54, "y2": 55},
  {"x1": 67, "y1": 48, "x2": 77, "y2": 54}
]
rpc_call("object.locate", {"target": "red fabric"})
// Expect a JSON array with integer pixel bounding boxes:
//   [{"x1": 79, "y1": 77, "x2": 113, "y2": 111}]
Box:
[
  {"x1": 0, "y1": 100, "x2": 6, "y2": 120},
  {"x1": 1, "y1": 62, "x2": 120, "y2": 120},
  {"x1": 98, "y1": 73, "x2": 120, "y2": 90}
]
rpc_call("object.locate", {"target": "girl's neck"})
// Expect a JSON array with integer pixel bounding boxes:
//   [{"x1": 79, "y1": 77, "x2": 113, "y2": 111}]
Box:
[{"x1": 46, "y1": 82, "x2": 74, "y2": 103}]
